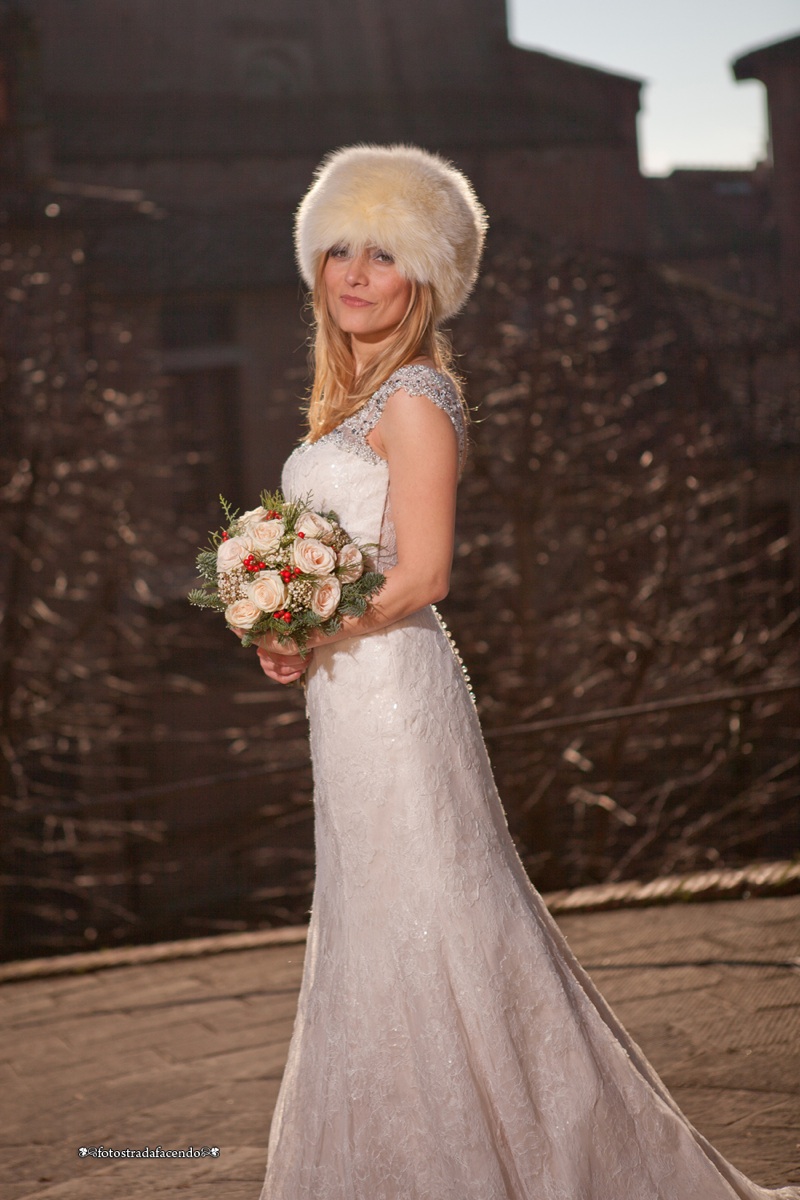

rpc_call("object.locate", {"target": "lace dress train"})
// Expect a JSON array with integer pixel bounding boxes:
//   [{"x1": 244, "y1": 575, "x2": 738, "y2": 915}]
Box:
[{"x1": 259, "y1": 365, "x2": 799, "y2": 1200}]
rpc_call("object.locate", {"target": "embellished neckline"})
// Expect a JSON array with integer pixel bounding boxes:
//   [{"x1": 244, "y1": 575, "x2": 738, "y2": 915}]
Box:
[{"x1": 292, "y1": 363, "x2": 465, "y2": 469}]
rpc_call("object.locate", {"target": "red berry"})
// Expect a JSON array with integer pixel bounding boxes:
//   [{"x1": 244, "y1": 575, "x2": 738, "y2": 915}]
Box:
[
  {"x1": 297, "y1": 531, "x2": 305, "y2": 538},
  {"x1": 221, "y1": 531, "x2": 229, "y2": 540},
  {"x1": 294, "y1": 567, "x2": 301, "y2": 575},
  {"x1": 258, "y1": 561, "x2": 266, "y2": 569}
]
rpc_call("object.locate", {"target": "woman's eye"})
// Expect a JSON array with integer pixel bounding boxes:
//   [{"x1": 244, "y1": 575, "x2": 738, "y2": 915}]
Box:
[
  {"x1": 329, "y1": 245, "x2": 350, "y2": 259},
  {"x1": 373, "y1": 249, "x2": 394, "y2": 264}
]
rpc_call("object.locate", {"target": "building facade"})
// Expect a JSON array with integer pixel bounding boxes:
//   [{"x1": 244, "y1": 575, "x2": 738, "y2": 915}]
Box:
[
  {"x1": 733, "y1": 33, "x2": 800, "y2": 323},
  {"x1": 18, "y1": 0, "x2": 646, "y2": 511}
]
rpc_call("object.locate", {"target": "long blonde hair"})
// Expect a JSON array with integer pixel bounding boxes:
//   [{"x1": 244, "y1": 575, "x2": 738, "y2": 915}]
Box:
[{"x1": 302, "y1": 251, "x2": 468, "y2": 444}]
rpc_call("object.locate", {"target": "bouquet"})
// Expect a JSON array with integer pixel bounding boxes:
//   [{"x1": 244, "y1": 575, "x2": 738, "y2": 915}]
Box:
[{"x1": 188, "y1": 490, "x2": 386, "y2": 652}]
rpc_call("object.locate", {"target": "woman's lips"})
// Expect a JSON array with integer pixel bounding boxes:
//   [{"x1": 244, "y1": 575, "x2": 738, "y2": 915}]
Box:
[{"x1": 340, "y1": 295, "x2": 374, "y2": 307}]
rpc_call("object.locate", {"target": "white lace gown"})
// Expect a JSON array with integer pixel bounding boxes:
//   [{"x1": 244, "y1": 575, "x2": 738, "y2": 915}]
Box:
[{"x1": 259, "y1": 364, "x2": 799, "y2": 1200}]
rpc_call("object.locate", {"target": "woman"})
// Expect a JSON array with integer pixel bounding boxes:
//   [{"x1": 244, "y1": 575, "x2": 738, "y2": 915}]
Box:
[{"x1": 253, "y1": 144, "x2": 799, "y2": 1199}]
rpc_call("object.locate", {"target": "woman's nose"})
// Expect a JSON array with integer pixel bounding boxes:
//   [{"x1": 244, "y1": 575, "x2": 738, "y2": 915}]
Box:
[{"x1": 344, "y1": 252, "x2": 369, "y2": 285}]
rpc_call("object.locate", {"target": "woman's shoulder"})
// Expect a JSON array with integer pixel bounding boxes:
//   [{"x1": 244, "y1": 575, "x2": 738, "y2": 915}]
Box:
[
  {"x1": 372, "y1": 361, "x2": 466, "y2": 467},
  {"x1": 374, "y1": 360, "x2": 459, "y2": 411}
]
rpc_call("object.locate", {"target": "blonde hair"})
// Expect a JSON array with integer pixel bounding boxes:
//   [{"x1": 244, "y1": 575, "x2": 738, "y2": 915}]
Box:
[{"x1": 301, "y1": 251, "x2": 468, "y2": 444}]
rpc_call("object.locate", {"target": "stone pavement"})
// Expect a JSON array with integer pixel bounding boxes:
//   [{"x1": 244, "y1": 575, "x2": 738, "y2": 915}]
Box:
[{"x1": 2, "y1": 895, "x2": 799, "y2": 1200}]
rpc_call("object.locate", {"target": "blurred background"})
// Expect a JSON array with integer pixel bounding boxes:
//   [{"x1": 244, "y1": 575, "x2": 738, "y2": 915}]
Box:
[{"x1": 1, "y1": 0, "x2": 798, "y2": 961}]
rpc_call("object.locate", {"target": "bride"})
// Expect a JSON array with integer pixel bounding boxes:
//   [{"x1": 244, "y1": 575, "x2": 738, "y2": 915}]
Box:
[{"x1": 249, "y1": 144, "x2": 799, "y2": 1199}]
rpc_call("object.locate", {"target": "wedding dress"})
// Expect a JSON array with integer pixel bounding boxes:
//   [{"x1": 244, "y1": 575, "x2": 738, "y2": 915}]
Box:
[{"x1": 259, "y1": 363, "x2": 799, "y2": 1200}]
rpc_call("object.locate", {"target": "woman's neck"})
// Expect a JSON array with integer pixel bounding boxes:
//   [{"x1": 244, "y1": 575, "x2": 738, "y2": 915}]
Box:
[{"x1": 350, "y1": 342, "x2": 435, "y2": 379}]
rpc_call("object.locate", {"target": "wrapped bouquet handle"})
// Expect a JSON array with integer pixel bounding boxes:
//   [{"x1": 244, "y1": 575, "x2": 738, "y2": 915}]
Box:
[{"x1": 188, "y1": 490, "x2": 386, "y2": 653}]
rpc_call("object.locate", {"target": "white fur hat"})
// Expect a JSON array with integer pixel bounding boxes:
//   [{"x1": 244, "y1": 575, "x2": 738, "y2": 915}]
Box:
[{"x1": 294, "y1": 143, "x2": 488, "y2": 323}]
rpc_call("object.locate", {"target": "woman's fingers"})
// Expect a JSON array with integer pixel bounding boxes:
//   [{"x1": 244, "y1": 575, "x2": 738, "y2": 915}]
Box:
[
  {"x1": 228, "y1": 629, "x2": 306, "y2": 684},
  {"x1": 257, "y1": 646, "x2": 310, "y2": 685},
  {"x1": 257, "y1": 646, "x2": 306, "y2": 670},
  {"x1": 262, "y1": 662, "x2": 305, "y2": 684},
  {"x1": 253, "y1": 632, "x2": 302, "y2": 655}
]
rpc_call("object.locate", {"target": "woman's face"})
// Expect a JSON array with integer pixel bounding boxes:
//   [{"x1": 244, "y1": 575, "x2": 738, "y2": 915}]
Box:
[{"x1": 322, "y1": 244, "x2": 413, "y2": 347}]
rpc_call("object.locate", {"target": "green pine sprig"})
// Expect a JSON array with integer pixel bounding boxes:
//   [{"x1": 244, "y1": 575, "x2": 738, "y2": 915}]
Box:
[
  {"x1": 187, "y1": 488, "x2": 387, "y2": 651},
  {"x1": 187, "y1": 588, "x2": 226, "y2": 612}
]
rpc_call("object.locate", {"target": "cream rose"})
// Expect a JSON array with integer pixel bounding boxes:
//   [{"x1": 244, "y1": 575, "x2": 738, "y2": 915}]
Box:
[
  {"x1": 217, "y1": 535, "x2": 252, "y2": 573},
  {"x1": 296, "y1": 510, "x2": 335, "y2": 544},
  {"x1": 247, "y1": 571, "x2": 287, "y2": 614},
  {"x1": 225, "y1": 597, "x2": 261, "y2": 629},
  {"x1": 311, "y1": 575, "x2": 341, "y2": 619},
  {"x1": 238, "y1": 505, "x2": 268, "y2": 529},
  {"x1": 249, "y1": 519, "x2": 284, "y2": 556},
  {"x1": 292, "y1": 536, "x2": 336, "y2": 576},
  {"x1": 336, "y1": 542, "x2": 364, "y2": 583}
]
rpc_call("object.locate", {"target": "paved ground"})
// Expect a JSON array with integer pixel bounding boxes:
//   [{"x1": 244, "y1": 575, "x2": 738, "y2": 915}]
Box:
[{"x1": 2, "y1": 895, "x2": 799, "y2": 1199}]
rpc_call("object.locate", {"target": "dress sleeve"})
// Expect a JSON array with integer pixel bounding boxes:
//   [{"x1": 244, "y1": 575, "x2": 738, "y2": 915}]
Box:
[{"x1": 371, "y1": 364, "x2": 467, "y2": 471}]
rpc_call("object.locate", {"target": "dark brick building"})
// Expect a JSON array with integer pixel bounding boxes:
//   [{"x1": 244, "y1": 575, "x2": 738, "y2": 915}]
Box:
[
  {"x1": 644, "y1": 31, "x2": 800, "y2": 323},
  {"x1": 733, "y1": 33, "x2": 800, "y2": 322},
  {"x1": 645, "y1": 165, "x2": 777, "y2": 306},
  {"x1": 10, "y1": 0, "x2": 645, "y2": 507},
  {"x1": 3, "y1": 4, "x2": 797, "y2": 531}
]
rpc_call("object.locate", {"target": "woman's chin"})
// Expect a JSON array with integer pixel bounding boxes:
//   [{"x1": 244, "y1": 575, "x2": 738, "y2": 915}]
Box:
[
  {"x1": 340, "y1": 320, "x2": 398, "y2": 344},
  {"x1": 335, "y1": 310, "x2": 379, "y2": 333}
]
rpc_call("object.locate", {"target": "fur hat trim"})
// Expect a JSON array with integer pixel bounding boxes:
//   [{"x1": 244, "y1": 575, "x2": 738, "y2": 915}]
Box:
[{"x1": 294, "y1": 143, "x2": 488, "y2": 322}]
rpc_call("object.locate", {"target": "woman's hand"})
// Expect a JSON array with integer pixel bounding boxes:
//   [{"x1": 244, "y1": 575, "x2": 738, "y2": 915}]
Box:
[
  {"x1": 229, "y1": 626, "x2": 310, "y2": 684},
  {"x1": 257, "y1": 645, "x2": 310, "y2": 685}
]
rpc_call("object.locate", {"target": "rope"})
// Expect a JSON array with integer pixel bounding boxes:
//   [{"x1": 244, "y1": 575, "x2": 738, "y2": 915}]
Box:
[{"x1": 2, "y1": 858, "x2": 798, "y2": 985}]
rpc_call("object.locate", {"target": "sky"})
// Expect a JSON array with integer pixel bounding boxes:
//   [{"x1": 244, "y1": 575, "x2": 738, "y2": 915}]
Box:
[{"x1": 506, "y1": 0, "x2": 800, "y2": 177}]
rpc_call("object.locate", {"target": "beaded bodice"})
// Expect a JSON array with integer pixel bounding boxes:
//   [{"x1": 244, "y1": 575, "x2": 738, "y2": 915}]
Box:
[
  {"x1": 281, "y1": 364, "x2": 466, "y2": 575},
  {"x1": 290, "y1": 363, "x2": 466, "y2": 472}
]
